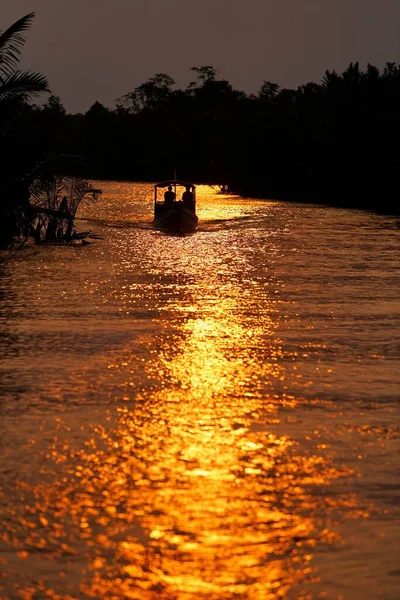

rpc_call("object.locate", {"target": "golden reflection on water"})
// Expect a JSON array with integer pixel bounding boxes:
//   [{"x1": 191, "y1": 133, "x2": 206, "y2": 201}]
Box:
[
  {"x1": 0, "y1": 265, "x2": 357, "y2": 600},
  {"x1": 0, "y1": 182, "x2": 398, "y2": 600}
]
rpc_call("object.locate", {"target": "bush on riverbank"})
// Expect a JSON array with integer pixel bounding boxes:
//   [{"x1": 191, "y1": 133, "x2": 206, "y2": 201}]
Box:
[
  {"x1": 29, "y1": 176, "x2": 102, "y2": 244},
  {"x1": 0, "y1": 14, "x2": 101, "y2": 248}
]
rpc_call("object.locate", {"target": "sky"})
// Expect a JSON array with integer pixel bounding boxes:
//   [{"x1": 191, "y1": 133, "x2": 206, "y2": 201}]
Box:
[{"x1": 1, "y1": 0, "x2": 399, "y2": 113}]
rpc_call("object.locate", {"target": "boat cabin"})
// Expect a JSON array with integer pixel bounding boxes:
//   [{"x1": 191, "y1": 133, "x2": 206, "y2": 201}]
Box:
[
  {"x1": 153, "y1": 180, "x2": 198, "y2": 232},
  {"x1": 154, "y1": 180, "x2": 196, "y2": 214}
]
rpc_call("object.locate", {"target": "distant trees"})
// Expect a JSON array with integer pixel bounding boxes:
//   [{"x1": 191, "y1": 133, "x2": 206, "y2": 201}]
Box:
[
  {"x1": 258, "y1": 81, "x2": 280, "y2": 101},
  {"x1": 117, "y1": 73, "x2": 176, "y2": 114},
  {"x1": 88, "y1": 61, "x2": 400, "y2": 209},
  {"x1": 42, "y1": 94, "x2": 66, "y2": 116},
  {"x1": 188, "y1": 65, "x2": 245, "y2": 104},
  {"x1": 189, "y1": 65, "x2": 217, "y2": 85},
  {"x1": 3, "y1": 27, "x2": 400, "y2": 230}
]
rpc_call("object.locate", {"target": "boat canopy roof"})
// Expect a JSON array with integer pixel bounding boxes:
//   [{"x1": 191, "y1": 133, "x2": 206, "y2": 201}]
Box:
[{"x1": 155, "y1": 180, "x2": 196, "y2": 189}]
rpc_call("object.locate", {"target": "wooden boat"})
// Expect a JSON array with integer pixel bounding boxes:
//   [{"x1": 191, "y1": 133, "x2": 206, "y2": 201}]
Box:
[{"x1": 153, "y1": 180, "x2": 198, "y2": 233}]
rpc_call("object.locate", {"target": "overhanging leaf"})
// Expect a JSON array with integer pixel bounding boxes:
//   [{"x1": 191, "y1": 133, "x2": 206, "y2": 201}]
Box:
[{"x1": 0, "y1": 12, "x2": 35, "y2": 78}]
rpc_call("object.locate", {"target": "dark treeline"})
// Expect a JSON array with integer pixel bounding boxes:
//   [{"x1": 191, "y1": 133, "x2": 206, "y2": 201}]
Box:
[
  {"x1": 21, "y1": 61, "x2": 400, "y2": 211},
  {"x1": 1, "y1": 12, "x2": 102, "y2": 249},
  {"x1": 2, "y1": 10, "x2": 400, "y2": 251}
]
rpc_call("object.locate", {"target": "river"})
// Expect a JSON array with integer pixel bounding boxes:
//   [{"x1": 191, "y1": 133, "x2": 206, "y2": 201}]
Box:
[{"x1": 0, "y1": 182, "x2": 399, "y2": 600}]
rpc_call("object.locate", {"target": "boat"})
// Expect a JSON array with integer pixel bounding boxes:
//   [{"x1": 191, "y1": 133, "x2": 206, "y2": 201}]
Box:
[{"x1": 153, "y1": 180, "x2": 198, "y2": 233}]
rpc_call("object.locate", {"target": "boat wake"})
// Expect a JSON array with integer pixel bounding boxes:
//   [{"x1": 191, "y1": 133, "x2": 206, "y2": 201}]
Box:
[
  {"x1": 197, "y1": 215, "x2": 255, "y2": 232},
  {"x1": 77, "y1": 214, "x2": 262, "y2": 237},
  {"x1": 77, "y1": 217, "x2": 155, "y2": 230}
]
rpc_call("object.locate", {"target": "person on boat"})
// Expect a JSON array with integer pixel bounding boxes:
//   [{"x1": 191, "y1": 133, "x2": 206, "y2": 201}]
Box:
[
  {"x1": 164, "y1": 185, "x2": 175, "y2": 206},
  {"x1": 182, "y1": 186, "x2": 194, "y2": 207}
]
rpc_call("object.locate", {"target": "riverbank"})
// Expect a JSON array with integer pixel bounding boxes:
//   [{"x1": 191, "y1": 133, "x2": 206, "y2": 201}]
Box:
[
  {"x1": 88, "y1": 174, "x2": 399, "y2": 216},
  {"x1": 227, "y1": 180, "x2": 399, "y2": 216}
]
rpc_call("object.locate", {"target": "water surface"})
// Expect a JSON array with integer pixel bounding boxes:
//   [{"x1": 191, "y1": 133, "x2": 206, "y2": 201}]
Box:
[{"x1": 0, "y1": 183, "x2": 399, "y2": 599}]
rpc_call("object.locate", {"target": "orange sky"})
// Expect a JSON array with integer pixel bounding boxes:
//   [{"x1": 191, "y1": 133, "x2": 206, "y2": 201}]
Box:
[{"x1": 1, "y1": 0, "x2": 399, "y2": 113}]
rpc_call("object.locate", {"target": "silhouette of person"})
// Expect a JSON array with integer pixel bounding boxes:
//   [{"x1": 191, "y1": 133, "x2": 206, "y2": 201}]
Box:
[
  {"x1": 164, "y1": 185, "x2": 175, "y2": 205},
  {"x1": 182, "y1": 186, "x2": 194, "y2": 207}
]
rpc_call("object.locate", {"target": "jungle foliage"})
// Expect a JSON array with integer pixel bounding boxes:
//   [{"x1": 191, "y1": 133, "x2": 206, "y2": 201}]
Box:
[
  {"x1": 2, "y1": 12, "x2": 399, "y2": 250},
  {"x1": 36, "y1": 61, "x2": 399, "y2": 212}
]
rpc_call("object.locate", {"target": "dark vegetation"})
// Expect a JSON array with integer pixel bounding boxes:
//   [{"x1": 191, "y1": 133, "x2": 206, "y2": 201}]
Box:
[
  {"x1": 0, "y1": 13, "x2": 101, "y2": 249},
  {"x1": 42, "y1": 63, "x2": 400, "y2": 214},
  {"x1": 1, "y1": 13, "x2": 399, "y2": 248}
]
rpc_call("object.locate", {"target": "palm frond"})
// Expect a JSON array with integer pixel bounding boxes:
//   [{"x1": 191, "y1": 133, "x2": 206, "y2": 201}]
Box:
[
  {"x1": 29, "y1": 176, "x2": 102, "y2": 244},
  {"x1": 29, "y1": 175, "x2": 102, "y2": 215},
  {"x1": 0, "y1": 70, "x2": 49, "y2": 103},
  {"x1": 69, "y1": 230, "x2": 103, "y2": 241},
  {"x1": 29, "y1": 175, "x2": 65, "y2": 210},
  {"x1": 66, "y1": 177, "x2": 102, "y2": 217},
  {"x1": 0, "y1": 12, "x2": 35, "y2": 78}
]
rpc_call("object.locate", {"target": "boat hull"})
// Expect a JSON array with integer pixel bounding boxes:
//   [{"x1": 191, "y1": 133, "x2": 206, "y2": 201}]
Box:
[{"x1": 154, "y1": 203, "x2": 198, "y2": 233}]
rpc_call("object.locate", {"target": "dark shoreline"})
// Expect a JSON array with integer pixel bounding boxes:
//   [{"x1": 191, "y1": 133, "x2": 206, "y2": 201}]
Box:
[
  {"x1": 89, "y1": 175, "x2": 399, "y2": 218},
  {"x1": 4, "y1": 56, "x2": 400, "y2": 249}
]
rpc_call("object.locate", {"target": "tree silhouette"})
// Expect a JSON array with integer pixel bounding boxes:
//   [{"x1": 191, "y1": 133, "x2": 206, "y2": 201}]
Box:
[
  {"x1": 0, "y1": 12, "x2": 50, "y2": 248},
  {"x1": 0, "y1": 12, "x2": 49, "y2": 133},
  {"x1": 117, "y1": 73, "x2": 176, "y2": 114},
  {"x1": 3, "y1": 55, "x2": 399, "y2": 217},
  {"x1": 190, "y1": 66, "x2": 217, "y2": 85},
  {"x1": 43, "y1": 94, "x2": 66, "y2": 116},
  {"x1": 258, "y1": 81, "x2": 280, "y2": 101}
]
